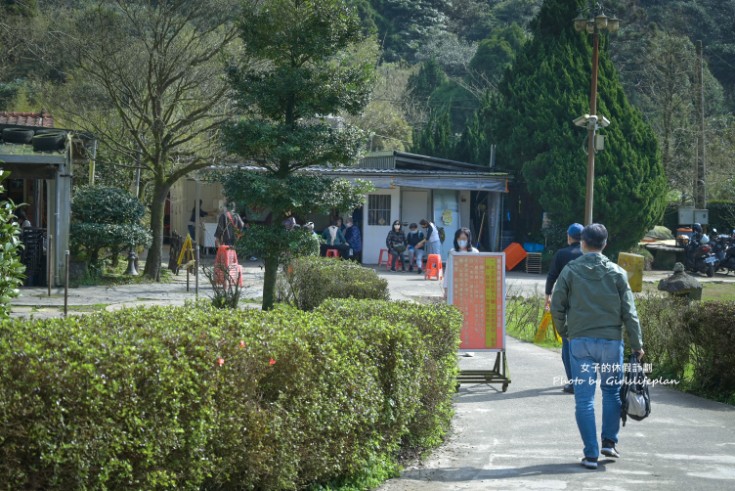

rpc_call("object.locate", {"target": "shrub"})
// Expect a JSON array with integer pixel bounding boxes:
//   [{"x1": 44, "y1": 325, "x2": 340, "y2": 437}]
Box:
[
  {"x1": 279, "y1": 256, "x2": 389, "y2": 310},
  {"x1": 0, "y1": 300, "x2": 461, "y2": 490},
  {"x1": 0, "y1": 170, "x2": 25, "y2": 319},
  {"x1": 70, "y1": 186, "x2": 151, "y2": 267},
  {"x1": 317, "y1": 299, "x2": 463, "y2": 452},
  {"x1": 635, "y1": 294, "x2": 694, "y2": 381},
  {"x1": 684, "y1": 301, "x2": 735, "y2": 395}
]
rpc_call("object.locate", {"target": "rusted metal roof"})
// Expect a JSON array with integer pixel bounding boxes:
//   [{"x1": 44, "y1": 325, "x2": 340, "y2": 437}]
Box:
[{"x1": 0, "y1": 111, "x2": 55, "y2": 128}]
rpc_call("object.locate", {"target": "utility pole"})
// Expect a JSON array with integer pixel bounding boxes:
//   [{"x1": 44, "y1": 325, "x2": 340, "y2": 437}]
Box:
[{"x1": 695, "y1": 40, "x2": 706, "y2": 210}]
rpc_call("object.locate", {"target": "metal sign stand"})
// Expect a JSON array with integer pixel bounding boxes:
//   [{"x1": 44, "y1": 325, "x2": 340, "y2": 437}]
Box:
[{"x1": 458, "y1": 352, "x2": 510, "y2": 392}]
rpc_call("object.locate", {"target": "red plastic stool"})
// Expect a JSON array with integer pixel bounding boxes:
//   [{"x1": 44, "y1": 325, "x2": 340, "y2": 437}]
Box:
[
  {"x1": 378, "y1": 248, "x2": 389, "y2": 268},
  {"x1": 424, "y1": 254, "x2": 443, "y2": 280},
  {"x1": 326, "y1": 248, "x2": 340, "y2": 258}
]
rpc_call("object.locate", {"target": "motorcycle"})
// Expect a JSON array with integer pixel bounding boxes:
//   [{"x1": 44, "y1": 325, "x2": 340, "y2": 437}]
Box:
[
  {"x1": 716, "y1": 231, "x2": 735, "y2": 274},
  {"x1": 686, "y1": 234, "x2": 718, "y2": 277}
]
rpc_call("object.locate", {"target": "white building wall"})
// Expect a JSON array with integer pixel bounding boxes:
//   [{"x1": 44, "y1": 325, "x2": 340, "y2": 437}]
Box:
[
  {"x1": 361, "y1": 187, "x2": 401, "y2": 264},
  {"x1": 170, "y1": 179, "x2": 224, "y2": 240}
]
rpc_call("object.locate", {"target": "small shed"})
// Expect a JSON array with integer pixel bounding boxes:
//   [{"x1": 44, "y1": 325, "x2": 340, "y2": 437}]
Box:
[{"x1": 0, "y1": 112, "x2": 95, "y2": 286}]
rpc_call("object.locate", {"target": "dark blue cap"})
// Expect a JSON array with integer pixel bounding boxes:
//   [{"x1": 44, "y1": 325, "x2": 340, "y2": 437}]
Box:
[{"x1": 567, "y1": 223, "x2": 584, "y2": 240}]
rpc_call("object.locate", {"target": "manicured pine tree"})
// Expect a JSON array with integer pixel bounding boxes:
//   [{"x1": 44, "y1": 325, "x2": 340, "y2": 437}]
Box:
[{"x1": 492, "y1": 0, "x2": 667, "y2": 253}]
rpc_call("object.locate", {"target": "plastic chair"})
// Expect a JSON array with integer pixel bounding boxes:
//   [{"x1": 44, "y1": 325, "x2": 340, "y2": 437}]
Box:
[
  {"x1": 424, "y1": 254, "x2": 443, "y2": 280},
  {"x1": 326, "y1": 248, "x2": 340, "y2": 258}
]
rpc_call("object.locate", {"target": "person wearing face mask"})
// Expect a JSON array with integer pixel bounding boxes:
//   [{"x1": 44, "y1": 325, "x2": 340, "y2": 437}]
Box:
[
  {"x1": 406, "y1": 223, "x2": 425, "y2": 274},
  {"x1": 386, "y1": 219, "x2": 408, "y2": 272},
  {"x1": 443, "y1": 227, "x2": 479, "y2": 294}
]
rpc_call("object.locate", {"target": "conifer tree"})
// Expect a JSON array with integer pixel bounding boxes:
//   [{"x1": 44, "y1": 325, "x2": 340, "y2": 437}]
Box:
[{"x1": 493, "y1": 0, "x2": 667, "y2": 252}]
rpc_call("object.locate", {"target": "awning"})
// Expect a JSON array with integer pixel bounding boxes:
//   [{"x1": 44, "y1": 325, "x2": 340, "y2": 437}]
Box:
[{"x1": 393, "y1": 177, "x2": 507, "y2": 192}]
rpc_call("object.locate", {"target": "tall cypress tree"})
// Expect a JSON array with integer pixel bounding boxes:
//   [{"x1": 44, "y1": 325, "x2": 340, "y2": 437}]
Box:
[{"x1": 493, "y1": 0, "x2": 667, "y2": 253}]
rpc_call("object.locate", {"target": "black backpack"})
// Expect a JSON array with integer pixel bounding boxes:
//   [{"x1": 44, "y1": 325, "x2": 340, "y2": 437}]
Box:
[{"x1": 620, "y1": 354, "x2": 651, "y2": 426}]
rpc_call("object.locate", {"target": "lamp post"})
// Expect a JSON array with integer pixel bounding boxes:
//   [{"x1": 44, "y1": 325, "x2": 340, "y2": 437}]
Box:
[{"x1": 573, "y1": 5, "x2": 620, "y2": 225}]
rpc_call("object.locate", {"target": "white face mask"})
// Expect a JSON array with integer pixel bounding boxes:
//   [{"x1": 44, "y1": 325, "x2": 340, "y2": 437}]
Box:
[
  {"x1": 394, "y1": 225, "x2": 400, "y2": 231},
  {"x1": 458, "y1": 239, "x2": 468, "y2": 249}
]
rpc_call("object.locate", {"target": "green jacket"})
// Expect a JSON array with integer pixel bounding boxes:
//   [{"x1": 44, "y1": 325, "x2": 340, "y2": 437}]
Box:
[{"x1": 550, "y1": 253, "x2": 643, "y2": 349}]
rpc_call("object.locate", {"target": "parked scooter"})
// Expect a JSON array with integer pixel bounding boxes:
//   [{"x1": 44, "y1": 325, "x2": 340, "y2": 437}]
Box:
[{"x1": 685, "y1": 234, "x2": 718, "y2": 277}]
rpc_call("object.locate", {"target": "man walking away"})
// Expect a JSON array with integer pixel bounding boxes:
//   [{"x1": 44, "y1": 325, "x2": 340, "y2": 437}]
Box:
[
  {"x1": 551, "y1": 223, "x2": 644, "y2": 470},
  {"x1": 545, "y1": 223, "x2": 584, "y2": 394}
]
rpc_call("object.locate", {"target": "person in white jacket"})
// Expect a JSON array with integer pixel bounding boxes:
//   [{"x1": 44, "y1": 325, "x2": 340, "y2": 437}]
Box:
[{"x1": 443, "y1": 227, "x2": 479, "y2": 293}]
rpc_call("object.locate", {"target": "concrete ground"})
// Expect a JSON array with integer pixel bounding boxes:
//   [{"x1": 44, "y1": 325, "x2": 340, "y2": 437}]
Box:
[
  {"x1": 8, "y1": 258, "x2": 735, "y2": 489},
  {"x1": 378, "y1": 340, "x2": 735, "y2": 491}
]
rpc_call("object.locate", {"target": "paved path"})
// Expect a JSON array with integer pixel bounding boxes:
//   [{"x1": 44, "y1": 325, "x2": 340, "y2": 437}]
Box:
[{"x1": 378, "y1": 339, "x2": 735, "y2": 491}]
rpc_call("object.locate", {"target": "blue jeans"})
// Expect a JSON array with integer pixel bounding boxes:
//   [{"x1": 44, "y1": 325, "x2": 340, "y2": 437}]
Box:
[
  {"x1": 407, "y1": 246, "x2": 424, "y2": 269},
  {"x1": 562, "y1": 337, "x2": 572, "y2": 382},
  {"x1": 570, "y1": 337, "x2": 624, "y2": 459}
]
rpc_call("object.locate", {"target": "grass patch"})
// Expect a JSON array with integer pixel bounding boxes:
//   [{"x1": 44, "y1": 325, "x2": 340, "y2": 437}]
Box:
[
  {"x1": 642, "y1": 280, "x2": 735, "y2": 302},
  {"x1": 505, "y1": 295, "x2": 561, "y2": 349}
]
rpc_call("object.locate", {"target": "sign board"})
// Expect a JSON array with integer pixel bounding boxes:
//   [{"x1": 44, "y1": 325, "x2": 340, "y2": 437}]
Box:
[
  {"x1": 678, "y1": 207, "x2": 709, "y2": 225},
  {"x1": 447, "y1": 252, "x2": 506, "y2": 352}
]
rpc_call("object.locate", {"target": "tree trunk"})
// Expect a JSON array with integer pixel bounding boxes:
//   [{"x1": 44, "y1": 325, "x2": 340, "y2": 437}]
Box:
[
  {"x1": 262, "y1": 254, "x2": 279, "y2": 310},
  {"x1": 143, "y1": 183, "x2": 170, "y2": 280}
]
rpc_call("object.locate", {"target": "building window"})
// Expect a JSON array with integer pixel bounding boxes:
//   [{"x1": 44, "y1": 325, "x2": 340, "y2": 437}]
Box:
[{"x1": 368, "y1": 195, "x2": 391, "y2": 226}]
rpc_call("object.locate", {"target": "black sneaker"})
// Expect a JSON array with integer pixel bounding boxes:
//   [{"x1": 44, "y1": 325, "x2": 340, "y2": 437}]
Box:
[
  {"x1": 580, "y1": 457, "x2": 598, "y2": 469},
  {"x1": 390, "y1": 268, "x2": 396, "y2": 272},
  {"x1": 601, "y1": 440, "x2": 620, "y2": 458},
  {"x1": 562, "y1": 383, "x2": 575, "y2": 394},
  {"x1": 417, "y1": 268, "x2": 422, "y2": 274}
]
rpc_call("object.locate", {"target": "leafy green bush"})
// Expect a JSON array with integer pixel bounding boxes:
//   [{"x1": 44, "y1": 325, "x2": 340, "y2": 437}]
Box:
[
  {"x1": 0, "y1": 170, "x2": 25, "y2": 318},
  {"x1": 684, "y1": 301, "x2": 735, "y2": 395},
  {"x1": 70, "y1": 186, "x2": 151, "y2": 267},
  {"x1": 279, "y1": 256, "x2": 389, "y2": 310},
  {"x1": 0, "y1": 300, "x2": 461, "y2": 489},
  {"x1": 637, "y1": 296, "x2": 735, "y2": 401},
  {"x1": 636, "y1": 294, "x2": 694, "y2": 381},
  {"x1": 317, "y1": 299, "x2": 463, "y2": 451}
]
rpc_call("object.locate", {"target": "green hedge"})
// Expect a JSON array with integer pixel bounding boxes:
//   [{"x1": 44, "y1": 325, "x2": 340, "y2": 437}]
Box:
[
  {"x1": 637, "y1": 297, "x2": 735, "y2": 401},
  {"x1": 278, "y1": 256, "x2": 389, "y2": 311},
  {"x1": 0, "y1": 301, "x2": 462, "y2": 490},
  {"x1": 316, "y1": 299, "x2": 463, "y2": 451}
]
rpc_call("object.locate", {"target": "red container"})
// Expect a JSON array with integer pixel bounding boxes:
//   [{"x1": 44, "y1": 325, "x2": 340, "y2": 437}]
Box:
[{"x1": 504, "y1": 242, "x2": 528, "y2": 271}]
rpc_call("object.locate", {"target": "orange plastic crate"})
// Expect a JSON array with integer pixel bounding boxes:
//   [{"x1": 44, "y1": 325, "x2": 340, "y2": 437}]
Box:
[{"x1": 504, "y1": 242, "x2": 528, "y2": 271}]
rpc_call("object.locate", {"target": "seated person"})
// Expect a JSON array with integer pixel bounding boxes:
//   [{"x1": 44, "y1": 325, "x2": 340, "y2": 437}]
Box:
[
  {"x1": 321, "y1": 220, "x2": 349, "y2": 257},
  {"x1": 406, "y1": 223, "x2": 425, "y2": 274}
]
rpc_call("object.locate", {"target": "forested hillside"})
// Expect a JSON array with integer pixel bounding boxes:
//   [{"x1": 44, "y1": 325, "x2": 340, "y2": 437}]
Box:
[{"x1": 1, "y1": 0, "x2": 734, "y2": 201}]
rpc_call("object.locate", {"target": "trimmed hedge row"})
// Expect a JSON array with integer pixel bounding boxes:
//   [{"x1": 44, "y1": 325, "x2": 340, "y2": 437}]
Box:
[
  {"x1": 637, "y1": 297, "x2": 735, "y2": 399},
  {"x1": 0, "y1": 301, "x2": 462, "y2": 490}
]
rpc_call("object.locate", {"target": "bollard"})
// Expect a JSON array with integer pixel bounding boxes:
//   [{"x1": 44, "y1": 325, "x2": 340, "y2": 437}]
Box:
[
  {"x1": 64, "y1": 250, "x2": 70, "y2": 317},
  {"x1": 195, "y1": 245, "x2": 200, "y2": 299},
  {"x1": 47, "y1": 234, "x2": 53, "y2": 296}
]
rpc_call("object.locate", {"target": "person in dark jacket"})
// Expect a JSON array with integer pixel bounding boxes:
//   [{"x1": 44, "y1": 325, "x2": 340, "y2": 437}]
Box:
[
  {"x1": 386, "y1": 220, "x2": 407, "y2": 272},
  {"x1": 546, "y1": 223, "x2": 584, "y2": 394},
  {"x1": 188, "y1": 200, "x2": 209, "y2": 241},
  {"x1": 344, "y1": 219, "x2": 362, "y2": 262}
]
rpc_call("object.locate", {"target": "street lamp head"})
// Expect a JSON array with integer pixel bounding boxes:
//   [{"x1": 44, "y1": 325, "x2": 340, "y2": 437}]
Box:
[
  {"x1": 586, "y1": 20, "x2": 596, "y2": 34},
  {"x1": 573, "y1": 14, "x2": 587, "y2": 32},
  {"x1": 595, "y1": 13, "x2": 608, "y2": 30},
  {"x1": 607, "y1": 16, "x2": 620, "y2": 32}
]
